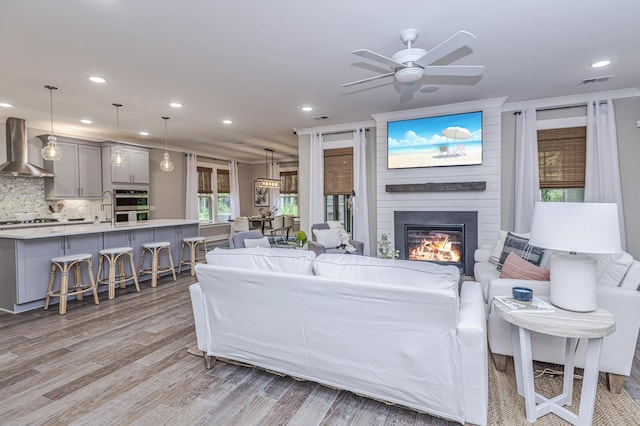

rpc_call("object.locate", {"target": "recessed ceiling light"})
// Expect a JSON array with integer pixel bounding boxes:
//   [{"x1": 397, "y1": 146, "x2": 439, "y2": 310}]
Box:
[
  {"x1": 170, "y1": 102, "x2": 183, "y2": 108},
  {"x1": 301, "y1": 106, "x2": 313, "y2": 112},
  {"x1": 0, "y1": 102, "x2": 13, "y2": 108},
  {"x1": 222, "y1": 119, "x2": 233, "y2": 124},
  {"x1": 80, "y1": 119, "x2": 93, "y2": 124},
  {"x1": 591, "y1": 59, "x2": 612, "y2": 68},
  {"x1": 89, "y1": 76, "x2": 107, "y2": 84},
  {"x1": 139, "y1": 131, "x2": 149, "y2": 136}
]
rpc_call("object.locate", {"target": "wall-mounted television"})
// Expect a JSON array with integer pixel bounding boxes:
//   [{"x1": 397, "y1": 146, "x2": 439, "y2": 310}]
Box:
[{"x1": 387, "y1": 111, "x2": 483, "y2": 169}]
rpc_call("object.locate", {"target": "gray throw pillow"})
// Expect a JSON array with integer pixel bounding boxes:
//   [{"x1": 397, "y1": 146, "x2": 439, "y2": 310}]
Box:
[{"x1": 497, "y1": 232, "x2": 544, "y2": 271}]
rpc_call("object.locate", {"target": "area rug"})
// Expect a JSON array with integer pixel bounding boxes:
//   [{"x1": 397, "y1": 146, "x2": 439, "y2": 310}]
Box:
[
  {"x1": 187, "y1": 347, "x2": 640, "y2": 424},
  {"x1": 488, "y1": 358, "x2": 640, "y2": 425}
]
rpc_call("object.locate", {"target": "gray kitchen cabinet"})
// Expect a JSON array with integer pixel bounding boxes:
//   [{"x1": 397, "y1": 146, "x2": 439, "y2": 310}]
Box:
[
  {"x1": 153, "y1": 223, "x2": 199, "y2": 273},
  {"x1": 103, "y1": 228, "x2": 154, "y2": 275},
  {"x1": 15, "y1": 233, "x2": 102, "y2": 304},
  {"x1": 42, "y1": 139, "x2": 103, "y2": 199},
  {"x1": 104, "y1": 146, "x2": 150, "y2": 186}
]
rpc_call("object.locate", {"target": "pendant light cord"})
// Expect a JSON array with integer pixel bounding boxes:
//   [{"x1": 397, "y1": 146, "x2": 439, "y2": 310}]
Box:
[
  {"x1": 44, "y1": 85, "x2": 58, "y2": 136},
  {"x1": 113, "y1": 103, "x2": 123, "y2": 147},
  {"x1": 163, "y1": 116, "x2": 170, "y2": 153}
]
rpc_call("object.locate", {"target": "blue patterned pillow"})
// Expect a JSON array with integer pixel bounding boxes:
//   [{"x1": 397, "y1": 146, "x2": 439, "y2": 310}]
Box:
[{"x1": 497, "y1": 232, "x2": 545, "y2": 271}]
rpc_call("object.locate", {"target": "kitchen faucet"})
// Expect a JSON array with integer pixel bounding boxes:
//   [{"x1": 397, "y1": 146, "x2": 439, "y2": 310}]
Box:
[{"x1": 101, "y1": 190, "x2": 114, "y2": 226}]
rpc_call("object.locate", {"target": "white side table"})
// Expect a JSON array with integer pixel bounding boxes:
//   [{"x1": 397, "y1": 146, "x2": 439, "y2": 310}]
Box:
[{"x1": 493, "y1": 297, "x2": 615, "y2": 425}]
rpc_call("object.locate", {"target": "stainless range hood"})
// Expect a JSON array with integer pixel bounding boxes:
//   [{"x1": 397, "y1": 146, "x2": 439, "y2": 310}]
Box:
[{"x1": 0, "y1": 117, "x2": 54, "y2": 177}]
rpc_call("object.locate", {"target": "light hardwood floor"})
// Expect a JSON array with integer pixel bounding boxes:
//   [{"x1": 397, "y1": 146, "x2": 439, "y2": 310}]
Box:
[
  {"x1": 1, "y1": 272, "x2": 639, "y2": 425},
  {"x1": 0, "y1": 272, "x2": 456, "y2": 425}
]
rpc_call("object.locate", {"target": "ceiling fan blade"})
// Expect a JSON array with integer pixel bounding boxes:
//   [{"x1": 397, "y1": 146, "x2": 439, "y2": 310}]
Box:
[
  {"x1": 341, "y1": 72, "x2": 395, "y2": 87},
  {"x1": 414, "y1": 30, "x2": 477, "y2": 67},
  {"x1": 400, "y1": 83, "x2": 415, "y2": 103},
  {"x1": 352, "y1": 49, "x2": 404, "y2": 68},
  {"x1": 423, "y1": 65, "x2": 485, "y2": 77}
]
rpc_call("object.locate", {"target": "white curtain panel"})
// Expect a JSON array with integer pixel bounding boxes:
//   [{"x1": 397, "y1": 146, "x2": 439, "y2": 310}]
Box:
[
  {"x1": 514, "y1": 107, "x2": 540, "y2": 233},
  {"x1": 585, "y1": 99, "x2": 626, "y2": 249},
  {"x1": 353, "y1": 128, "x2": 370, "y2": 256},
  {"x1": 269, "y1": 161, "x2": 280, "y2": 213},
  {"x1": 185, "y1": 152, "x2": 199, "y2": 220},
  {"x1": 229, "y1": 160, "x2": 240, "y2": 219},
  {"x1": 308, "y1": 132, "x2": 325, "y2": 227}
]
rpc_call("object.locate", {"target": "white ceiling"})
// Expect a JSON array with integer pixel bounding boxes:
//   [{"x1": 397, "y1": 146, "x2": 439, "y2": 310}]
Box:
[{"x1": 1, "y1": 1, "x2": 639, "y2": 164}]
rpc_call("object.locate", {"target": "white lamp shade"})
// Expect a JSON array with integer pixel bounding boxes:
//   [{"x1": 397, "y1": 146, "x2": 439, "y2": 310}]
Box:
[{"x1": 528, "y1": 202, "x2": 621, "y2": 254}]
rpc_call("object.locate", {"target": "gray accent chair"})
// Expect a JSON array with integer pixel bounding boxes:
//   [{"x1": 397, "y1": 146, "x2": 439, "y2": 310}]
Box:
[
  {"x1": 228, "y1": 230, "x2": 266, "y2": 248},
  {"x1": 307, "y1": 223, "x2": 364, "y2": 256}
]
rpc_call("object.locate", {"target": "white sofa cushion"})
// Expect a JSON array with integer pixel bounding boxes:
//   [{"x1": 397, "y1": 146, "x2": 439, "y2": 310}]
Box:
[
  {"x1": 313, "y1": 228, "x2": 342, "y2": 248},
  {"x1": 313, "y1": 253, "x2": 459, "y2": 291},
  {"x1": 488, "y1": 230, "x2": 508, "y2": 265},
  {"x1": 243, "y1": 236, "x2": 271, "y2": 248},
  {"x1": 591, "y1": 251, "x2": 634, "y2": 287},
  {"x1": 206, "y1": 247, "x2": 316, "y2": 275}
]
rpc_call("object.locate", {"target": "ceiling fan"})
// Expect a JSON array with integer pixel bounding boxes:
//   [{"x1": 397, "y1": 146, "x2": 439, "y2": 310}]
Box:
[{"x1": 342, "y1": 29, "x2": 485, "y2": 99}]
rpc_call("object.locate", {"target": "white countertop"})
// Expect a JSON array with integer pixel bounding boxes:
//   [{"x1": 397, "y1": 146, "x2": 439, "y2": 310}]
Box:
[{"x1": 0, "y1": 219, "x2": 200, "y2": 240}]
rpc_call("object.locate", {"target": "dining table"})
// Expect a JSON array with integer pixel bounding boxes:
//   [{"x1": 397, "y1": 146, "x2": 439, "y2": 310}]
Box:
[{"x1": 249, "y1": 216, "x2": 273, "y2": 234}]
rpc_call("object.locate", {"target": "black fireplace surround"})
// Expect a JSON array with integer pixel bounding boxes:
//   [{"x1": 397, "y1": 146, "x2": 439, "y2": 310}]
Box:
[{"x1": 394, "y1": 211, "x2": 478, "y2": 276}]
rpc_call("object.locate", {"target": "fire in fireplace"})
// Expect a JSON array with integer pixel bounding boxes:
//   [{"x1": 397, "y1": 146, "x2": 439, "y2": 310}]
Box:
[
  {"x1": 407, "y1": 227, "x2": 462, "y2": 264},
  {"x1": 394, "y1": 211, "x2": 477, "y2": 276}
]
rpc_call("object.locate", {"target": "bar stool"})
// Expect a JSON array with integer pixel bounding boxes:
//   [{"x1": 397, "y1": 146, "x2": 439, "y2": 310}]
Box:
[
  {"x1": 138, "y1": 242, "x2": 176, "y2": 287},
  {"x1": 97, "y1": 246, "x2": 140, "y2": 299},
  {"x1": 44, "y1": 253, "x2": 99, "y2": 315},
  {"x1": 179, "y1": 236, "x2": 207, "y2": 276}
]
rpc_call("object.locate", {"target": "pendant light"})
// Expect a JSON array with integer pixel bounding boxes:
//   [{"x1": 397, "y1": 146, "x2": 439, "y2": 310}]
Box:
[
  {"x1": 110, "y1": 103, "x2": 127, "y2": 167},
  {"x1": 159, "y1": 116, "x2": 174, "y2": 172},
  {"x1": 41, "y1": 85, "x2": 63, "y2": 161},
  {"x1": 256, "y1": 148, "x2": 281, "y2": 188}
]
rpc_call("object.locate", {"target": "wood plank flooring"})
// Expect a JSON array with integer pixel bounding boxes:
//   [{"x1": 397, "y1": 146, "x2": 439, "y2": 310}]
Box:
[
  {"x1": 1, "y1": 271, "x2": 639, "y2": 425},
  {"x1": 0, "y1": 272, "x2": 454, "y2": 425}
]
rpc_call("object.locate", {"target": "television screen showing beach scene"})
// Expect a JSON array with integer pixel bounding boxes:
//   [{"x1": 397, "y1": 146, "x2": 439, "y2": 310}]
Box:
[{"x1": 387, "y1": 111, "x2": 483, "y2": 169}]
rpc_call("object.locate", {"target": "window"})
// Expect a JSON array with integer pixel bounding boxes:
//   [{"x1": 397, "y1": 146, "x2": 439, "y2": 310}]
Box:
[
  {"x1": 324, "y1": 148, "x2": 353, "y2": 232},
  {"x1": 197, "y1": 166, "x2": 231, "y2": 222},
  {"x1": 197, "y1": 167, "x2": 213, "y2": 221},
  {"x1": 538, "y1": 126, "x2": 586, "y2": 202},
  {"x1": 279, "y1": 170, "x2": 298, "y2": 216},
  {"x1": 216, "y1": 169, "x2": 231, "y2": 222}
]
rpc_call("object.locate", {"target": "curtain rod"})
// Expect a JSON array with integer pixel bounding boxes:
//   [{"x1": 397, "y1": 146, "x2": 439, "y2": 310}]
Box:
[
  {"x1": 318, "y1": 128, "x2": 370, "y2": 136},
  {"x1": 513, "y1": 100, "x2": 608, "y2": 115}
]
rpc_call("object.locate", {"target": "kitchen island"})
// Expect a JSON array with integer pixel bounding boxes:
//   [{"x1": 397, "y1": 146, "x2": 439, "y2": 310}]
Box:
[{"x1": 0, "y1": 219, "x2": 199, "y2": 313}]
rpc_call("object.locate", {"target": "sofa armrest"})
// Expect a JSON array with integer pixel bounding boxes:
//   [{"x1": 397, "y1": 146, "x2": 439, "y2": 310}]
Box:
[
  {"x1": 595, "y1": 286, "x2": 640, "y2": 375},
  {"x1": 349, "y1": 239, "x2": 365, "y2": 255},
  {"x1": 307, "y1": 241, "x2": 326, "y2": 256},
  {"x1": 474, "y1": 247, "x2": 492, "y2": 263},
  {"x1": 189, "y1": 283, "x2": 208, "y2": 353},
  {"x1": 457, "y1": 281, "x2": 488, "y2": 426}
]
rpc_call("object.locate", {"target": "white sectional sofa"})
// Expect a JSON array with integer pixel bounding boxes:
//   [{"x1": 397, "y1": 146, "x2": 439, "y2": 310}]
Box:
[
  {"x1": 475, "y1": 241, "x2": 640, "y2": 393},
  {"x1": 190, "y1": 247, "x2": 488, "y2": 425}
]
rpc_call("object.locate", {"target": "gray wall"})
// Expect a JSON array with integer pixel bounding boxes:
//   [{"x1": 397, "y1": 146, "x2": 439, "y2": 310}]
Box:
[
  {"x1": 149, "y1": 148, "x2": 185, "y2": 219},
  {"x1": 500, "y1": 97, "x2": 640, "y2": 259}
]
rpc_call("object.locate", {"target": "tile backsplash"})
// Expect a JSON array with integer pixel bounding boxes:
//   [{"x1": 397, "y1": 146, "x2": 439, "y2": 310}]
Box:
[{"x1": 0, "y1": 177, "x2": 102, "y2": 221}]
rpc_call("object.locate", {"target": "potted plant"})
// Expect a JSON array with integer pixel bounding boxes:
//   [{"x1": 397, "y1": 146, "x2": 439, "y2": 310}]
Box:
[
  {"x1": 296, "y1": 230, "x2": 308, "y2": 248},
  {"x1": 377, "y1": 233, "x2": 399, "y2": 259}
]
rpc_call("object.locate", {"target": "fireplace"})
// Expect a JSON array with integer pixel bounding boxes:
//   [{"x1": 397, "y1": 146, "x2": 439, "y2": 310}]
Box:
[{"x1": 394, "y1": 211, "x2": 477, "y2": 276}]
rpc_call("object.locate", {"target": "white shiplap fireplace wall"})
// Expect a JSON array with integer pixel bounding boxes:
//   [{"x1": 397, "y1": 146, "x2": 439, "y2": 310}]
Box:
[{"x1": 372, "y1": 97, "x2": 505, "y2": 251}]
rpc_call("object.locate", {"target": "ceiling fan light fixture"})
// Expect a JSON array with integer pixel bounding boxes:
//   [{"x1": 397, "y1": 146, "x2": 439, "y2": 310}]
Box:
[
  {"x1": 41, "y1": 85, "x2": 63, "y2": 161},
  {"x1": 395, "y1": 67, "x2": 423, "y2": 83},
  {"x1": 591, "y1": 59, "x2": 611, "y2": 68}
]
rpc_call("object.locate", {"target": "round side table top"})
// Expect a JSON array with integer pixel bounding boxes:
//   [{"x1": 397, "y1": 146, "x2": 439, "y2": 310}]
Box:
[{"x1": 493, "y1": 296, "x2": 616, "y2": 339}]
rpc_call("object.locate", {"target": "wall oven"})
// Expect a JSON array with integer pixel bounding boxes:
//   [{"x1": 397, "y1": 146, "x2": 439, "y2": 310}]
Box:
[{"x1": 114, "y1": 189, "x2": 149, "y2": 222}]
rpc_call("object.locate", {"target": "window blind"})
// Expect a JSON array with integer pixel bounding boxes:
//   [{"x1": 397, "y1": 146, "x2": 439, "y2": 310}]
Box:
[
  {"x1": 324, "y1": 148, "x2": 353, "y2": 195},
  {"x1": 217, "y1": 169, "x2": 230, "y2": 193},
  {"x1": 197, "y1": 166, "x2": 212, "y2": 194},
  {"x1": 280, "y1": 171, "x2": 298, "y2": 194},
  {"x1": 537, "y1": 126, "x2": 586, "y2": 189}
]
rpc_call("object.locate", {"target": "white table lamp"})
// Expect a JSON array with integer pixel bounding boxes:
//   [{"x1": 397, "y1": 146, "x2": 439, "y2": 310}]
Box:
[{"x1": 528, "y1": 202, "x2": 621, "y2": 312}]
